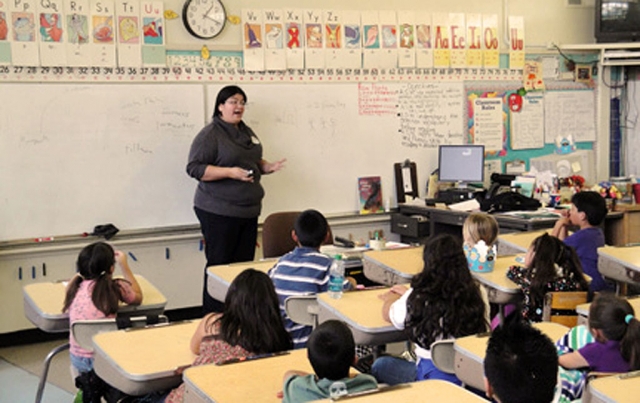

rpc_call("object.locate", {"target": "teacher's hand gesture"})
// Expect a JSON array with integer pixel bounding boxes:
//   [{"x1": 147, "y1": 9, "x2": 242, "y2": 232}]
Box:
[{"x1": 261, "y1": 158, "x2": 287, "y2": 174}]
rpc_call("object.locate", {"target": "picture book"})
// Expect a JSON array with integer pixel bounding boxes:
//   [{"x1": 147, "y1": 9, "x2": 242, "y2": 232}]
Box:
[{"x1": 358, "y1": 176, "x2": 384, "y2": 214}]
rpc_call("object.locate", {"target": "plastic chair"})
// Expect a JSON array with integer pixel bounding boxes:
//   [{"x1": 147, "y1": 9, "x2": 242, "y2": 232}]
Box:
[
  {"x1": 284, "y1": 295, "x2": 319, "y2": 327},
  {"x1": 430, "y1": 339, "x2": 456, "y2": 374},
  {"x1": 261, "y1": 211, "x2": 333, "y2": 258},
  {"x1": 542, "y1": 291, "x2": 589, "y2": 328}
]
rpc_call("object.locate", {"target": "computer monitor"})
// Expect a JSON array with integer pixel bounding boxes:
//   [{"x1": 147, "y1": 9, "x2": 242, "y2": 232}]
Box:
[{"x1": 438, "y1": 144, "x2": 485, "y2": 188}]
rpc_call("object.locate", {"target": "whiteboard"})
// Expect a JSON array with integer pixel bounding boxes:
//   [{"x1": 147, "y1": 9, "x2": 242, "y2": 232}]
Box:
[
  {"x1": 0, "y1": 84, "x2": 205, "y2": 241},
  {"x1": 206, "y1": 82, "x2": 465, "y2": 219},
  {"x1": 0, "y1": 81, "x2": 466, "y2": 241}
]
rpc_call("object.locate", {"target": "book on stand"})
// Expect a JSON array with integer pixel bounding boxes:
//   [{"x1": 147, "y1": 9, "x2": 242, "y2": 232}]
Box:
[{"x1": 358, "y1": 176, "x2": 384, "y2": 214}]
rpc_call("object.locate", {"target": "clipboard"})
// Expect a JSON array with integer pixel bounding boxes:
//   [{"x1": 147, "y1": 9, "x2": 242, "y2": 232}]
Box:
[{"x1": 394, "y1": 160, "x2": 418, "y2": 203}]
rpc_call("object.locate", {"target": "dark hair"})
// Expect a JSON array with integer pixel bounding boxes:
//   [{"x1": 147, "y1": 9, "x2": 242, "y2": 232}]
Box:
[
  {"x1": 589, "y1": 293, "x2": 640, "y2": 370},
  {"x1": 571, "y1": 191, "x2": 607, "y2": 226},
  {"x1": 294, "y1": 209, "x2": 329, "y2": 248},
  {"x1": 405, "y1": 234, "x2": 488, "y2": 348},
  {"x1": 307, "y1": 320, "x2": 355, "y2": 380},
  {"x1": 485, "y1": 319, "x2": 558, "y2": 403},
  {"x1": 213, "y1": 85, "x2": 247, "y2": 118},
  {"x1": 205, "y1": 269, "x2": 292, "y2": 354},
  {"x1": 526, "y1": 234, "x2": 589, "y2": 307},
  {"x1": 63, "y1": 242, "x2": 125, "y2": 315}
]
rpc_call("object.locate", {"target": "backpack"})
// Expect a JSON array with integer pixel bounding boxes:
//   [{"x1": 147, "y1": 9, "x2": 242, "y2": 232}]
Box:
[{"x1": 479, "y1": 191, "x2": 541, "y2": 213}]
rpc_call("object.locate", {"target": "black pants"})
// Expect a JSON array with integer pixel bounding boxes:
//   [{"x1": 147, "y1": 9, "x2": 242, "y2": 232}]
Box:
[{"x1": 195, "y1": 207, "x2": 257, "y2": 313}]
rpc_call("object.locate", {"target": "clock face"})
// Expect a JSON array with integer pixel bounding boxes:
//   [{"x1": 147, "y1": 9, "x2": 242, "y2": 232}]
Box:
[{"x1": 182, "y1": 0, "x2": 226, "y2": 39}]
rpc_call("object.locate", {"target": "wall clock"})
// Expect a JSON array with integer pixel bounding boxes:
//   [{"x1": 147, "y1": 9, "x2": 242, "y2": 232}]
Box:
[{"x1": 182, "y1": 0, "x2": 227, "y2": 39}]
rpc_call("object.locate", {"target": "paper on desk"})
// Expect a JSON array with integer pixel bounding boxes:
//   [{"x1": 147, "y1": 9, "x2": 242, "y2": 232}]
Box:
[{"x1": 448, "y1": 199, "x2": 481, "y2": 212}]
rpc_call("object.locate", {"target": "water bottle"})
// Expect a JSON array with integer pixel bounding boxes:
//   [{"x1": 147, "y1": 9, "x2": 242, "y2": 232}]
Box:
[{"x1": 328, "y1": 255, "x2": 345, "y2": 299}]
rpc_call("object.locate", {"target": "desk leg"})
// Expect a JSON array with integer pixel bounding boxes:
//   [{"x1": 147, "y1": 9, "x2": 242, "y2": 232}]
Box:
[{"x1": 35, "y1": 343, "x2": 70, "y2": 403}]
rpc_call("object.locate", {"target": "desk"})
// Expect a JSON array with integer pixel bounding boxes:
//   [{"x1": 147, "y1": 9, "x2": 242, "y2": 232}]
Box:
[
  {"x1": 576, "y1": 296, "x2": 640, "y2": 327},
  {"x1": 398, "y1": 204, "x2": 558, "y2": 240},
  {"x1": 316, "y1": 289, "x2": 406, "y2": 346},
  {"x1": 453, "y1": 322, "x2": 569, "y2": 392},
  {"x1": 93, "y1": 320, "x2": 198, "y2": 396},
  {"x1": 497, "y1": 230, "x2": 548, "y2": 255},
  {"x1": 314, "y1": 380, "x2": 488, "y2": 402},
  {"x1": 362, "y1": 246, "x2": 423, "y2": 285},
  {"x1": 206, "y1": 259, "x2": 276, "y2": 302},
  {"x1": 597, "y1": 245, "x2": 640, "y2": 290},
  {"x1": 471, "y1": 255, "x2": 522, "y2": 306},
  {"x1": 182, "y1": 349, "x2": 314, "y2": 403},
  {"x1": 22, "y1": 275, "x2": 167, "y2": 333},
  {"x1": 584, "y1": 371, "x2": 640, "y2": 403}
]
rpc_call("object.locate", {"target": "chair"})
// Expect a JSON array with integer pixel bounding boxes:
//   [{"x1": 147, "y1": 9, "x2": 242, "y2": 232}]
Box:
[
  {"x1": 261, "y1": 211, "x2": 333, "y2": 258},
  {"x1": 430, "y1": 339, "x2": 456, "y2": 374},
  {"x1": 284, "y1": 295, "x2": 319, "y2": 327},
  {"x1": 542, "y1": 291, "x2": 589, "y2": 328}
]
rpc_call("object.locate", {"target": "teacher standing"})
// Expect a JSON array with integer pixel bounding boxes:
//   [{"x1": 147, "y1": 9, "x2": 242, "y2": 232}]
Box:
[{"x1": 187, "y1": 85, "x2": 286, "y2": 313}]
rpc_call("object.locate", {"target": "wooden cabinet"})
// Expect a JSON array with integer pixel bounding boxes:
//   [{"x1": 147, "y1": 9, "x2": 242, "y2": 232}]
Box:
[{"x1": 607, "y1": 204, "x2": 640, "y2": 246}]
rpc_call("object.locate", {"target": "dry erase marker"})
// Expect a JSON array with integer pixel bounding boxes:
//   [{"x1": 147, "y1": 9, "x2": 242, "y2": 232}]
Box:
[
  {"x1": 35, "y1": 237, "x2": 54, "y2": 242},
  {"x1": 165, "y1": 247, "x2": 170, "y2": 260},
  {"x1": 128, "y1": 252, "x2": 138, "y2": 261}
]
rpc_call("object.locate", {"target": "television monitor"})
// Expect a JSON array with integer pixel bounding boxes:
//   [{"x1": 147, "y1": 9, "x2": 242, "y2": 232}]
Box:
[
  {"x1": 596, "y1": 0, "x2": 640, "y2": 43},
  {"x1": 438, "y1": 144, "x2": 485, "y2": 188}
]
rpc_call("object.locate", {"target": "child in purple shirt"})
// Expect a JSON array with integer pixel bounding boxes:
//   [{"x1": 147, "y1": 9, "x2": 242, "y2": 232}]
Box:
[
  {"x1": 551, "y1": 191, "x2": 611, "y2": 292},
  {"x1": 559, "y1": 293, "x2": 640, "y2": 373}
]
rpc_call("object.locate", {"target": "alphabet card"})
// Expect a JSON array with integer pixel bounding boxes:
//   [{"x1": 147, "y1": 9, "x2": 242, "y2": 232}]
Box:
[
  {"x1": 432, "y1": 13, "x2": 450, "y2": 68},
  {"x1": 10, "y1": 0, "x2": 40, "y2": 66},
  {"x1": 284, "y1": 8, "x2": 303, "y2": 69},
  {"x1": 482, "y1": 14, "x2": 499, "y2": 68},
  {"x1": 508, "y1": 16, "x2": 524, "y2": 69},
  {"x1": 264, "y1": 8, "x2": 285, "y2": 71},
  {"x1": 465, "y1": 13, "x2": 482, "y2": 67},
  {"x1": 449, "y1": 13, "x2": 465, "y2": 68},
  {"x1": 415, "y1": 11, "x2": 432, "y2": 68},
  {"x1": 90, "y1": 0, "x2": 116, "y2": 67},
  {"x1": 303, "y1": 9, "x2": 323, "y2": 69},
  {"x1": 341, "y1": 10, "x2": 361, "y2": 69},
  {"x1": 397, "y1": 10, "x2": 416, "y2": 68},
  {"x1": 242, "y1": 9, "x2": 264, "y2": 71},
  {"x1": 116, "y1": 0, "x2": 141, "y2": 67},
  {"x1": 141, "y1": 1, "x2": 165, "y2": 66},
  {"x1": 64, "y1": 0, "x2": 90, "y2": 66},
  {"x1": 361, "y1": 10, "x2": 380, "y2": 69},
  {"x1": 378, "y1": 10, "x2": 397, "y2": 69},
  {"x1": 37, "y1": 0, "x2": 65, "y2": 66},
  {"x1": 0, "y1": 0, "x2": 11, "y2": 65},
  {"x1": 323, "y1": 9, "x2": 342, "y2": 69}
]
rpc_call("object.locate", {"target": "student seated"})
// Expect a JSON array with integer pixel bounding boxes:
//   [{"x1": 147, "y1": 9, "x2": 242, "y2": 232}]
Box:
[
  {"x1": 268, "y1": 209, "x2": 352, "y2": 348},
  {"x1": 556, "y1": 293, "x2": 640, "y2": 402},
  {"x1": 551, "y1": 191, "x2": 612, "y2": 292},
  {"x1": 505, "y1": 233, "x2": 589, "y2": 323},
  {"x1": 484, "y1": 319, "x2": 559, "y2": 403},
  {"x1": 280, "y1": 320, "x2": 378, "y2": 402}
]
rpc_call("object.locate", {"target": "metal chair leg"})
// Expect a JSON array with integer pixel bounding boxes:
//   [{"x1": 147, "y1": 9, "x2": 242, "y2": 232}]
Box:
[{"x1": 35, "y1": 343, "x2": 70, "y2": 403}]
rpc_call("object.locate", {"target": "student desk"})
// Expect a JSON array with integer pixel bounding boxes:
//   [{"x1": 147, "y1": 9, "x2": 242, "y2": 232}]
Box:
[
  {"x1": 316, "y1": 289, "x2": 406, "y2": 346},
  {"x1": 584, "y1": 371, "x2": 640, "y2": 403},
  {"x1": 315, "y1": 380, "x2": 488, "y2": 402},
  {"x1": 182, "y1": 349, "x2": 315, "y2": 403},
  {"x1": 362, "y1": 246, "x2": 423, "y2": 285},
  {"x1": 471, "y1": 255, "x2": 522, "y2": 306},
  {"x1": 92, "y1": 320, "x2": 199, "y2": 396},
  {"x1": 23, "y1": 275, "x2": 167, "y2": 403},
  {"x1": 23, "y1": 275, "x2": 167, "y2": 332},
  {"x1": 597, "y1": 245, "x2": 640, "y2": 291},
  {"x1": 576, "y1": 296, "x2": 640, "y2": 326},
  {"x1": 497, "y1": 230, "x2": 548, "y2": 255},
  {"x1": 206, "y1": 259, "x2": 276, "y2": 302},
  {"x1": 453, "y1": 322, "x2": 569, "y2": 392}
]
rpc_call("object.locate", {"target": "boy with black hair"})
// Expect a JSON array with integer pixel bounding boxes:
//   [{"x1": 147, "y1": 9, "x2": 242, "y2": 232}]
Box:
[
  {"x1": 268, "y1": 209, "x2": 352, "y2": 348},
  {"x1": 484, "y1": 320, "x2": 558, "y2": 403},
  {"x1": 281, "y1": 320, "x2": 378, "y2": 402},
  {"x1": 552, "y1": 191, "x2": 611, "y2": 292}
]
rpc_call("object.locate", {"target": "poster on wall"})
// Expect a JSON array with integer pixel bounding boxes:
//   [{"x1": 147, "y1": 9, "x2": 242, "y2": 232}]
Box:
[
  {"x1": 242, "y1": 9, "x2": 265, "y2": 71},
  {"x1": 264, "y1": 8, "x2": 285, "y2": 70},
  {"x1": 467, "y1": 91, "x2": 508, "y2": 156}
]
